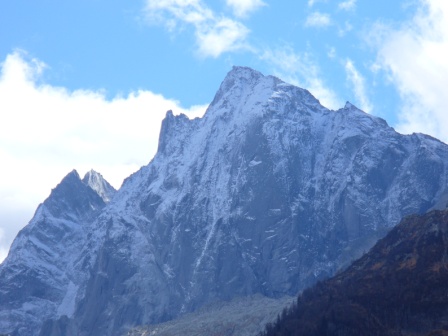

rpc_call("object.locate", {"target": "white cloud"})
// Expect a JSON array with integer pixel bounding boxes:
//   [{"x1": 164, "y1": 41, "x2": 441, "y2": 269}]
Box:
[
  {"x1": 338, "y1": 21, "x2": 353, "y2": 37},
  {"x1": 305, "y1": 12, "x2": 332, "y2": 28},
  {"x1": 145, "y1": 0, "x2": 213, "y2": 28},
  {"x1": 344, "y1": 59, "x2": 373, "y2": 113},
  {"x1": 261, "y1": 47, "x2": 342, "y2": 110},
  {"x1": 226, "y1": 0, "x2": 266, "y2": 18},
  {"x1": 338, "y1": 0, "x2": 356, "y2": 11},
  {"x1": 371, "y1": 0, "x2": 448, "y2": 143},
  {"x1": 327, "y1": 46, "x2": 336, "y2": 58},
  {"x1": 196, "y1": 18, "x2": 249, "y2": 58},
  {"x1": 0, "y1": 51, "x2": 207, "y2": 263},
  {"x1": 144, "y1": 0, "x2": 250, "y2": 58},
  {"x1": 0, "y1": 227, "x2": 7, "y2": 264},
  {"x1": 308, "y1": 0, "x2": 326, "y2": 7}
]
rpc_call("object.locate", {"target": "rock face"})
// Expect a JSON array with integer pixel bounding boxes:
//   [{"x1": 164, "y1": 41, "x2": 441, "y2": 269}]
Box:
[
  {"x1": 260, "y1": 208, "x2": 448, "y2": 336},
  {"x1": 0, "y1": 170, "x2": 116, "y2": 336},
  {"x1": 82, "y1": 169, "x2": 117, "y2": 203},
  {"x1": 1, "y1": 67, "x2": 448, "y2": 336}
]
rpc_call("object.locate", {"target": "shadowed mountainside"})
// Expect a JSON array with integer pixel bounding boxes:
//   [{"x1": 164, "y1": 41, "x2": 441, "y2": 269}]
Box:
[{"x1": 260, "y1": 209, "x2": 448, "y2": 336}]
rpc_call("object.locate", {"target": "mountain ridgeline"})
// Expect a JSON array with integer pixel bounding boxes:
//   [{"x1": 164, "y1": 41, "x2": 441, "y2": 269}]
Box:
[
  {"x1": 0, "y1": 170, "x2": 116, "y2": 335},
  {"x1": 1, "y1": 67, "x2": 448, "y2": 336}
]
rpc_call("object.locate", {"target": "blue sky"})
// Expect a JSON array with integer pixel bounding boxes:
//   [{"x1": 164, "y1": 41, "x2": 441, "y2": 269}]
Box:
[
  {"x1": 1, "y1": 0, "x2": 448, "y2": 261},
  {"x1": 1, "y1": 0, "x2": 412, "y2": 111}
]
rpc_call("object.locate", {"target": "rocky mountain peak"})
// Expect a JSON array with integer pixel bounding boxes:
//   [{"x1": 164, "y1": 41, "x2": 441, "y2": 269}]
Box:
[
  {"x1": 44, "y1": 170, "x2": 108, "y2": 221},
  {"x1": 82, "y1": 169, "x2": 116, "y2": 203},
  {"x1": 208, "y1": 67, "x2": 279, "y2": 117},
  {"x1": 59, "y1": 169, "x2": 81, "y2": 184},
  {"x1": 0, "y1": 170, "x2": 112, "y2": 335},
  {"x1": 343, "y1": 101, "x2": 355, "y2": 110},
  {"x1": 226, "y1": 65, "x2": 265, "y2": 85},
  {"x1": 157, "y1": 110, "x2": 195, "y2": 156},
  {"x1": 2, "y1": 67, "x2": 448, "y2": 336}
]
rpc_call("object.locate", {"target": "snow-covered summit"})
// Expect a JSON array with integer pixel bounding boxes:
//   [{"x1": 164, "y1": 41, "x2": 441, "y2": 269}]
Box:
[
  {"x1": 343, "y1": 101, "x2": 355, "y2": 109},
  {"x1": 207, "y1": 66, "x2": 321, "y2": 121},
  {"x1": 82, "y1": 169, "x2": 117, "y2": 203},
  {"x1": 2, "y1": 66, "x2": 448, "y2": 336},
  {"x1": 0, "y1": 169, "x2": 112, "y2": 335},
  {"x1": 78, "y1": 66, "x2": 448, "y2": 336}
]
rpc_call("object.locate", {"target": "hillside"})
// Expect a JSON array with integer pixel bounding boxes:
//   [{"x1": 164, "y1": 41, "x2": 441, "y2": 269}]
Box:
[{"x1": 260, "y1": 209, "x2": 448, "y2": 336}]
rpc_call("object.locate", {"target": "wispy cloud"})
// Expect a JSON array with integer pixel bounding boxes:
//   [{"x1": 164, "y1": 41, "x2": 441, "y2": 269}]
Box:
[
  {"x1": 0, "y1": 51, "x2": 207, "y2": 262},
  {"x1": 144, "y1": 0, "x2": 250, "y2": 58},
  {"x1": 327, "y1": 46, "x2": 336, "y2": 58},
  {"x1": 338, "y1": 21, "x2": 353, "y2": 36},
  {"x1": 196, "y1": 18, "x2": 249, "y2": 57},
  {"x1": 370, "y1": 0, "x2": 448, "y2": 142},
  {"x1": 226, "y1": 0, "x2": 266, "y2": 18},
  {"x1": 344, "y1": 59, "x2": 373, "y2": 113},
  {"x1": 261, "y1": 46, "x2": 342, "y2": 110},
  {"x1": 305, "y1": 12, "x2": 332, "y2": 28},
  {"x1": 338, "y1": 0, "x2": 356, "y2": 11},
  {"x1": 308, "y1": 0, "x2": 326, "y2": 7}
]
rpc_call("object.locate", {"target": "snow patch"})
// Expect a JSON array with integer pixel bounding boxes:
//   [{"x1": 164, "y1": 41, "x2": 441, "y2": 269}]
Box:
[
  {"x1": 57, "y1": 281, "x2": 78, "y2": 317},
  {"x1": 249, "y1": 160, "x2": 262, "y2": 167}
]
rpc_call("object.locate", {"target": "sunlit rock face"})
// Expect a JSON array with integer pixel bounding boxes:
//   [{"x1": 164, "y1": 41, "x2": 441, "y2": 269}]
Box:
[{"x1": 2, "y1": 67, "x2": 448, "y2": 336}]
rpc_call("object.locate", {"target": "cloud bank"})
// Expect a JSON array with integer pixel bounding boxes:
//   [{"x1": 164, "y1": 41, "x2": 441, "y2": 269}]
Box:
[
  {"x1": 0, "y1": 51, "x2": 207, "y2": 262},
  {"x1": 144, "y1": 0, "x2": 250, "y2": 58},
  {"x1": 372, "y1": 0, "x2": 448, "y2": 143}
]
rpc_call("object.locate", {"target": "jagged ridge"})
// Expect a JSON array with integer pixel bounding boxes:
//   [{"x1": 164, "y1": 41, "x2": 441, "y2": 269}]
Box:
[
  {"x1": 59, "y1": 66, "x2": 448, "y2": 335},
  {"x1": 1, "y1": 66, "x2": 448, "y2": 336},
  {"x1": 0, "y1": 170, "x2": 116, "y2": 335}
]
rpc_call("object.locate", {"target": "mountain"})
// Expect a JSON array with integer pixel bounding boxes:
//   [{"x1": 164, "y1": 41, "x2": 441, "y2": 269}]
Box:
[
  {"x1": 82, "y1": 169, "x2": 117, "y2": 203},
  {"x1": 0, "y1": 170, "x2": 116, "y2": 336},
  {"x1": 2, "y1": 66, "x2": 448, "y2": 336},
  {"x1": 259, "y1": 208, "x2": 448, "y2": 336}
]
